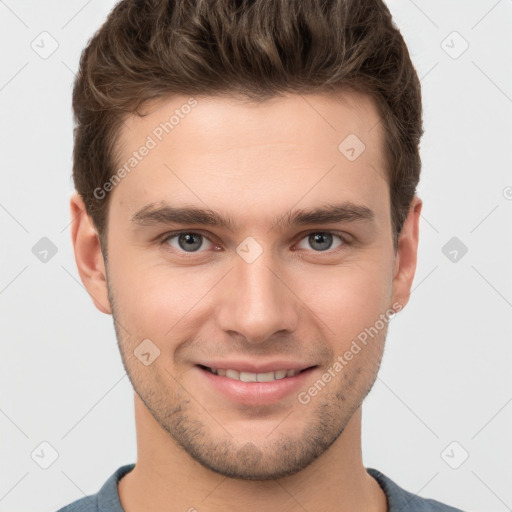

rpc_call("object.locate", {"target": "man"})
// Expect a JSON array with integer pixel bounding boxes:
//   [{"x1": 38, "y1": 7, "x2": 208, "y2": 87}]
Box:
[{"x1": 58, "y1": 0, "x2": 467, "y2": 510}]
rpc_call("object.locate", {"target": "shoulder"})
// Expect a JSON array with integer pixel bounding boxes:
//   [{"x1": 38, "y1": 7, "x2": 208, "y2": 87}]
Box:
[
  {"x1": 55, "y1": 495, "x2": 96, "y2": 512},
  {"x1": 367, "y1": 468, "x2": 467, "y2": 512},
  {"x1": 55, "y1": 464, "x2": 136, "y2": 512}
]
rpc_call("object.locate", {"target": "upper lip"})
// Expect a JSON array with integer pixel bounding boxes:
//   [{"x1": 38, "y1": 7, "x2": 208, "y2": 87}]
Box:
[{"x1": 196, "y1": 360, "x2": 317, "y2": 373}]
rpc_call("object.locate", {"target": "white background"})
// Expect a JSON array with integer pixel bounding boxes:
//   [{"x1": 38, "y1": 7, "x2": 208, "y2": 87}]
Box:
[{"x1": 1, "y1": 1, "x2": 511, "y2": 511}]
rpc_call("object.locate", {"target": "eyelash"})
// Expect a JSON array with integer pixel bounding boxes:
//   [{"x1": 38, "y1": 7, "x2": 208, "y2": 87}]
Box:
[{"x1": 158, "y1": 230, "x2": 351, "y2": 257}]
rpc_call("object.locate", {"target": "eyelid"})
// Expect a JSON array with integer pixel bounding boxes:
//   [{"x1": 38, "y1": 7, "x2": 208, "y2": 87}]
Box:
[
  {"x1": 159, "y1": 230, "x2": 219, "y2": 251},
  {"x1": 296, "y1": 229, "x2": 352, "y2": 243}
]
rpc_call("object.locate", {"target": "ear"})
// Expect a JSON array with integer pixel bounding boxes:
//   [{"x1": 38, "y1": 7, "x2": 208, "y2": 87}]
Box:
[
  {"x1": 391, "y1": 195, "x2": 422, "y2": 310},
  {"x1": 69, "y1": 192, "x2": 112, "y2": 315}
]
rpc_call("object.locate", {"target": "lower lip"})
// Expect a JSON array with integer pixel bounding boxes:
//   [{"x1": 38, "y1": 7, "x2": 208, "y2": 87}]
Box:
[{"x1": 196, "y1": 366, "x2": 317, "y2": 405}]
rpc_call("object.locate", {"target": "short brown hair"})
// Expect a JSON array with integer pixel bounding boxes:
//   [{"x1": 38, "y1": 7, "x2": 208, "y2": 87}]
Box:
[{"x1": 72, "y1": 0, "x2": 423, "y2": 257}]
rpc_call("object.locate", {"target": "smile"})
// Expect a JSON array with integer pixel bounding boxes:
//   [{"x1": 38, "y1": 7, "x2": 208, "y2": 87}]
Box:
[{"x1": 199, "y1": 365, "x2": 308, "y2": 382}]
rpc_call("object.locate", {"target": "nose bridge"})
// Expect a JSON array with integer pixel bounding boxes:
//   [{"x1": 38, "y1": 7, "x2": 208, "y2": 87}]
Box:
[{"x1": 215, "y1": 248, "x2": 299, "y2": 343}]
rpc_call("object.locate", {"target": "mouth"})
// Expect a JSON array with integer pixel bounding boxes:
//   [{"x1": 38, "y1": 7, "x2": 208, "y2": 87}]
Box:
[
  {"x1": 197, "y1": 364, "x2": 316, "y2": 382},
  {"x1": 195, "y1": 363, "x2": 318, "y2": 405}
]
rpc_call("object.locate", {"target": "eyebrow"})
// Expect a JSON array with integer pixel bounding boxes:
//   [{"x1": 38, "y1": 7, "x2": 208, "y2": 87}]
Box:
[{"x1": 130, "y1": 201, "x2": 375, "y2": 231}]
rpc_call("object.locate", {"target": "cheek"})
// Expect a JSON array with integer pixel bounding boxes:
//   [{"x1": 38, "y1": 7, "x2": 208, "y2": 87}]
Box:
[
  {"x1": 108, "y1": 238, "x2": 394, "y2": 346},
  {"x1": 109, "y1": 254, "x2": 218, "y2": 339},
  {"x1": 293, "y1": 258, "x2": 393, "y2": 340}
]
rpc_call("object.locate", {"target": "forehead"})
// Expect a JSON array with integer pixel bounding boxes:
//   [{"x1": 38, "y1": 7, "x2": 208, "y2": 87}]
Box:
[
  {"x1": 119, "y1": 89, "x2": 384, "y2": 155},
  {"x1": 110, "y1": 90, "x2": 389, "y2": 226}
]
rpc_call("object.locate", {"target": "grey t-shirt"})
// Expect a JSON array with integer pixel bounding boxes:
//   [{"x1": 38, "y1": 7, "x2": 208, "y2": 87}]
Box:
[{"x1": 55, "y1": 463, "x2": 467, "y2": 511}]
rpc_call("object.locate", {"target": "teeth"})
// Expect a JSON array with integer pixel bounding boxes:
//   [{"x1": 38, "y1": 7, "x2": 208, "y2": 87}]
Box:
[
  {"x1": 257, "y1": 371, "x2": 276, "y2": 382},
  {"x1": 207, "y1": 367, "x2": 301, "y2": 382},
  {"x1": 240, "y1": 371, "x2": 257, "y2": 382},
  {"x1": 225, "y1": 369, "x2": 240, "y2": 380}
]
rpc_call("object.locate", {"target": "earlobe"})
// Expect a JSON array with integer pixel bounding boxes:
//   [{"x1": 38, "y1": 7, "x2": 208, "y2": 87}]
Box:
[
  {"x1": 391, "y1": 196, "x2": 422, "y2": 310},
  {"x1": 69, "y1": 192, "x2": 112, "y2": 315}
]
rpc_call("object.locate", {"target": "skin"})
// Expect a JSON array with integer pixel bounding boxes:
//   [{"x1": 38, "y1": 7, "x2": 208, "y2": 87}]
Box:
[{"x1": 70, "y1": 90, "x2": 422, "y2": 512}]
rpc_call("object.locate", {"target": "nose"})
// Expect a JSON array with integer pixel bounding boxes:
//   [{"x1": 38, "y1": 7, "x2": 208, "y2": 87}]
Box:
[{"x1": 215, "y1": 251, "x2": 300, "y2": 344}]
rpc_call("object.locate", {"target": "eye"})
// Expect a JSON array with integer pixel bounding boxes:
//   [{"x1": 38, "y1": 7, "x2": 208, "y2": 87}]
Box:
[
  {"x1": 162, "y1": 232, "x2": 215, "y2": 253},
  {"x1": 159, "y1": 229, "x2": 349, "y2": 257},
  {"x1": 295, "y1": 231, "x2": 347, "y2": 252}
]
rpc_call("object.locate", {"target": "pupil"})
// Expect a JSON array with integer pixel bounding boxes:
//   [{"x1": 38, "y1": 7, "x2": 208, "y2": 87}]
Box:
[
  {"x1": 310, "y1": 233, "x2": 332, "y2": 251},
  {"x1": 179, "y1": 233, "x2": 202, "y2": 252}
]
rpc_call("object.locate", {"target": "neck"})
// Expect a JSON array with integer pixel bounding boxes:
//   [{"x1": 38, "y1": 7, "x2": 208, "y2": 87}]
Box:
[{"x1": 118, "y1": 393, "x2": 387, "y2": 512}]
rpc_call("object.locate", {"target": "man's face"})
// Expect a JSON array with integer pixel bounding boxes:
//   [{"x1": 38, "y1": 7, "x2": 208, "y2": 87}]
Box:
[{"x1": 99, "y1": 91, "x2": 411, "y2": 479}]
